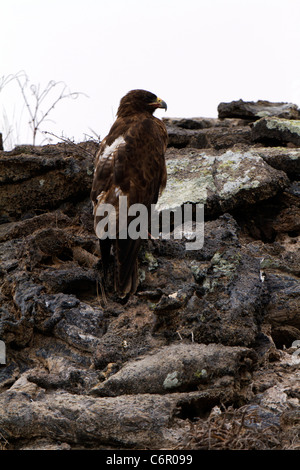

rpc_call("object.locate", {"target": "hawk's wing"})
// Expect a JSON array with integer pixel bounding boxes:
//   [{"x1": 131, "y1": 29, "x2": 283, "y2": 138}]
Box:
[{"x1": 91, "y1": 115, "x2": 167, "y2": 296}]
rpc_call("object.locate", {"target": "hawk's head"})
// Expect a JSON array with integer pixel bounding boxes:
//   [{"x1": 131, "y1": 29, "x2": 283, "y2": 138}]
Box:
[{"x1": 117, "y1": 89, "x2": 167, "y2": 117}]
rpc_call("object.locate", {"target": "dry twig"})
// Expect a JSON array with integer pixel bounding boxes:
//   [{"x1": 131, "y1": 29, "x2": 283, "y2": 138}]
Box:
[
  {"x1": 15, "y1": 73, "x2": 87, "y2": 145},
  {"x1": 186, "y1": 405, "x2": 284, "y2": 450}
]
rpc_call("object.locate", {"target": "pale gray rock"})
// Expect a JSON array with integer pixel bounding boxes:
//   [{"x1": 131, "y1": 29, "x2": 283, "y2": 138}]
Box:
[
  {"x1": 156, "y1": 148, "x2": 289, "y2": 216},
  {"x1": 90, "y1": 342, "x2": 257, "y2": 398}
]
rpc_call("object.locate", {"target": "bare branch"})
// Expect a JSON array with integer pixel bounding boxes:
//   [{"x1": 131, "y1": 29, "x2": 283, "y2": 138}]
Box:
[
  {"x1": 15, "y1": 74, "x2": 88, "y2": 145},
  {"x1": 43, "y1": 131, "x2": 97, "y2": 158},
  {"x1": 0, "y1": 70, "x2": 25, "y2": 93},
  {"x1": 86, "y1": 128, "x2": 101, "y2": 143},
  {"x1": 0, "y1": 71, "x2": 88, "y2": 148}
]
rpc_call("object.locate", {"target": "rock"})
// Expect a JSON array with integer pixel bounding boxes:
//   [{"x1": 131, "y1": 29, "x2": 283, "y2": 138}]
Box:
[
  {"x1": 253, "y1": 357, "x2": 300, "y2": 412},
  {"x1": 164, "y1": 120, "x2": 252, "y2": 149},
  {"x1": 251, "y1": 117, "x2": 300, "y2": 147},
  {"x1": 156, "y1": 148, "x2": 289, "y2": 217},
  {"x1": 18, "y1": 440, "x2": 71, "y2": 451},
  {"x1": 0, "y1": 272, "x2": 105, "y2": 352},
  {"x1": 264, "y1": 273, "x2": 300, "y2": 348},
  {"x1": 92, "y1": 300, "x2": 163, "y2": 370},
  {"x1": 153, "y1": 294, "x2": 183, "y2": 312},
  {"x1": 153, "y1": 289, "x2": 189, "y2": 313},
  {"x1": 53, "y1": 301, "x2": 105, "y2": 352},
  {"x1": 27, "y1": 366, "x2": 99, "y2": 393},
  {"x1": 254, "y1": 147, "x2": 300, "y2": 180},
  {"x1": 272, "y1": 206, "x2": 300, "y2": 233},
  {"x1": 0, "y1": 211, "x2": 72, "y2": 243},
  {"x1": 0, "y1": 141, "x2": 97, "y2": 222},
  {"x1": 0, "y1": 361, "x2": 20, "y2": 392},
  {"x1": 0, "y1": 102, "x2": 300, "y2": 449},
  {"x1": 286, "y1": 181, "x2": 300, "y2": 201},
  {"x1": 163, "y1": 117, "x2": 250, "y2": 130},
  {"x1": 218, "y1": 99, "x2": 300, "y2": 120},
  {"x1": 90, "y1": 342, "x2": 257, "y2": 398},
  {"x1": 175, "y1": 242, "x2": 264, "y2": 347},
  {"x1": 137, "y1": 215, "x2": 264, "y2": 348},
  {"x1": 0, "y1": 387, "x2": 191, "y2": 449},
  {"x1": 38, "y1": 266, "x2": 97, "y2": 297},
  {"x1": 0, "y1": 275, "x2": 46, "y2": 347},
  {"x1": 271, "y1": 326, "x2": 300, "y2": 350}
]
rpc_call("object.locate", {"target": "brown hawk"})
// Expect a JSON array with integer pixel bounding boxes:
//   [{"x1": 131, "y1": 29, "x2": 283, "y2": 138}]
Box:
[{"x1": 90, "y1": 89, "x2": 168, "y2": 298}]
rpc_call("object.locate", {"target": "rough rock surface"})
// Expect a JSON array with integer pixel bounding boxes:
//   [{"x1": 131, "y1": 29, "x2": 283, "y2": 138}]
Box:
[
  {"x1": 0, "y1": 100, "x2": 299, "y2": 450},
  {"x1": 163, "y1": 117, "x2": 252, "y2": 150},
  {"x1": 0, "y1": 142, "x2": 96, "y2": 223},
  {"x1": 90, "y1": 343, "x2": 257, "y2": 397},
  {"x1": 157, "y1": 147, "x2": 289, "y2": 215},
  {"x1": 252, "y1": 117, "x2": 300, "y2": 147},
  {"x1": 218, "y1": 99, "x2": 300, "y2": 121}
]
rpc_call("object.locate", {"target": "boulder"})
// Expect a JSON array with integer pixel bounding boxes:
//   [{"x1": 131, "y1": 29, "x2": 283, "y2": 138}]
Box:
[
  {"x1": 163, "y1": 116, "x2": 250, "y2": 129},
  {"x1": 0, "y1": 142, "x2": 97, "y2": 223},
  {"x1": 254, "y1": 147, "x2": 300, "y2": 179},
  {"x1": 164, "y1": 120, "x2": 252, "y2": 149},
  {"x1": 251, "y1": 117, "x2": 300, "y2": 147},
  {"x1": 0, "y1": 386, "x2": 191, "y2": 449},
  {"x1": 90, "y1": 342, "x2": 257, "y2": 398},
  {"x1": 264, "y1": 273, "x2": 300, "y2": 348},
  {"x1": 218, "y1": 99, "x2": 300, "y2": 120},
  {"x1": 156, "y1": 148, "x2": 289, "y2": 216},
  {"x1": 0, "y1": 211, "x2": 72, "y2": 243}
]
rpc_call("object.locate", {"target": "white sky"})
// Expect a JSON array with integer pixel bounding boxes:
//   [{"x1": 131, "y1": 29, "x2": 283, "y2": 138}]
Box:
[{"x1": 1, "y1": 0, "x2": 300, "y2": 148}]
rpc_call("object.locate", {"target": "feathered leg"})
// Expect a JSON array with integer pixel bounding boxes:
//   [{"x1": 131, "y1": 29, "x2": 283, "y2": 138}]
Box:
[{"x1": 114, "y1": 238, "x2": 142, "y2": 297}]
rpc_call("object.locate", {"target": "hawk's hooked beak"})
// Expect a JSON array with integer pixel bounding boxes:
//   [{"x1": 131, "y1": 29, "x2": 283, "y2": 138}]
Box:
[{"x1": 152, "y1": 97, "x2": 167, "y2": 111}]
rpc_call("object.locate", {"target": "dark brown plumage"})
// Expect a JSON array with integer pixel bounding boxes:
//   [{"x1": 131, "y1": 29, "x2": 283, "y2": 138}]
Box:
[{"x1": 90, "y1": 89, "x2": 168, "y2": 298}]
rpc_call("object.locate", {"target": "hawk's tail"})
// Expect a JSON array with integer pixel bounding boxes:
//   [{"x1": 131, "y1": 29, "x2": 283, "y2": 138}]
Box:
[{"x1": 114, "y1": 238, "x2": 141, "y2": 297}]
